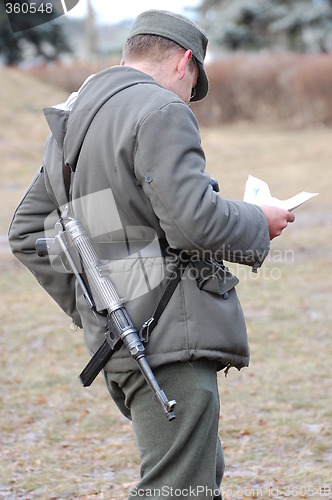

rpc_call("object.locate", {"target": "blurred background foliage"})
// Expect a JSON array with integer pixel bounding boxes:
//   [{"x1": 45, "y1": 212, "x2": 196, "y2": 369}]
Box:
[{"x1": 196, "y1": 0, "x2": 332, "y2": 53}]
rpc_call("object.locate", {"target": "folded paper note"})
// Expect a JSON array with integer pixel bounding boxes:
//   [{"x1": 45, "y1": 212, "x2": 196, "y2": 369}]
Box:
[{"x1": 243, "y1": 175, "x2": 319, "y2": 210}]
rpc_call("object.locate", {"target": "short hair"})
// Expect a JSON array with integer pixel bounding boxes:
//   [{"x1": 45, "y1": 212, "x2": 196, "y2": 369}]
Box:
[{"x1": 123, "y1": 34, "x2": 197, "y2": 72}]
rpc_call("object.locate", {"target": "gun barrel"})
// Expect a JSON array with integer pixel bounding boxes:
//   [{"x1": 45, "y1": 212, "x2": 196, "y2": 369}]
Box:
[{"x1": 137, "y1": 356, "x2": 176, "y2": 421}]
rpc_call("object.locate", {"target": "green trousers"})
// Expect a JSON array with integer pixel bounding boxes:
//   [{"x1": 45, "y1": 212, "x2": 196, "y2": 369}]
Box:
[{"x1": 104, "y1": 360, "x2": 224, "y2": 499}]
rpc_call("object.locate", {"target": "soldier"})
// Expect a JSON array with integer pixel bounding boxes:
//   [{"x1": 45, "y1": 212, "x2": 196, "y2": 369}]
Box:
[{"x1": 9, "y1": 9, "x2": 294, "y2": 499}]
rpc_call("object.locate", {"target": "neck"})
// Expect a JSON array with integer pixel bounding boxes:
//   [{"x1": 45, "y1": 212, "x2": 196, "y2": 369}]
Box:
[
  {"x1": 121, "y1": 53, "x2": 184, "y2": 101},
  {"x1": 125, "y1": 60, "x2": 164, "y2": 85}
]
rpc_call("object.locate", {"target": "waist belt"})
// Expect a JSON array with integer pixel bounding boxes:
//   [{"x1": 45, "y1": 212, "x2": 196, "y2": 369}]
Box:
[{"x1": 93, "y1": 238, "x2": 169, "y2": 260}]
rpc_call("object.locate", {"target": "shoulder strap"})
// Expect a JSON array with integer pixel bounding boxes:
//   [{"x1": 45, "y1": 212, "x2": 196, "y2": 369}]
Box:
[
  {"x1": 140, "y1": 253, "x2": 189, "y2": 342},
  {"x1": 62, "y1": 158, "x2": 72, "y2": 203}
]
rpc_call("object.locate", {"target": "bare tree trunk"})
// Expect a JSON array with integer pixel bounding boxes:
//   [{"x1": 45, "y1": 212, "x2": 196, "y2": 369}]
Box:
[{"x1": 85, "y1": 0, "x2": 98, "y2": 60}]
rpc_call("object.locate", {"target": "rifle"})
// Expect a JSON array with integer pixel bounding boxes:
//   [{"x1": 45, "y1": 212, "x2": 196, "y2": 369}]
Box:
[{"x1": 36, "y1": 214, "x2": 176, "y2": 421}]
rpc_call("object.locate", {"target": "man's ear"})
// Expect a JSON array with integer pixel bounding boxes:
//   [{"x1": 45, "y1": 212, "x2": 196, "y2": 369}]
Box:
[
  {"x1": 120, "y1": 58, "x2": 125, "y2": 66},
  {"x1": 177, "y1": 50, "x2": 193, "y2": 80}
]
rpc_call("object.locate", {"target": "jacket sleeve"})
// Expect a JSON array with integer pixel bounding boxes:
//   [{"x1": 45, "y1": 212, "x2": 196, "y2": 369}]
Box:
[
  {"x1": 8, "y1": 168, "x2": 82, "y2": 327},
  {"x1": 134, "y1": 101, "x2": 270, "y2": 268}
]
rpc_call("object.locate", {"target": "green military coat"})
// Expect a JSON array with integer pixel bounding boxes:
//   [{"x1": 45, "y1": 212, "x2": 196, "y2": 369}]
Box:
[{"x1": 9, "y1": 66, "x2": 270, "y2": 373}]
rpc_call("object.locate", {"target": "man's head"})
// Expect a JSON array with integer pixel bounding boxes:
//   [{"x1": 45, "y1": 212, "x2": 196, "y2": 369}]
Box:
[{"x1": 122, "y1": 10, "x2": 209, "y2": 104}]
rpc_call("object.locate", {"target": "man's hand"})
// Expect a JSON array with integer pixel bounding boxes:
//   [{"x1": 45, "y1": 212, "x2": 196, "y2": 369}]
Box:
[{"x1": 260, "y1": 205, "x2": 295, "y2": 240}]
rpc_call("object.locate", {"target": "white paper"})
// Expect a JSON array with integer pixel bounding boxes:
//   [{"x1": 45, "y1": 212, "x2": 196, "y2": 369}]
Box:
[{"x1": 243, "y1": 175, "x2": 319, "y2": 211}]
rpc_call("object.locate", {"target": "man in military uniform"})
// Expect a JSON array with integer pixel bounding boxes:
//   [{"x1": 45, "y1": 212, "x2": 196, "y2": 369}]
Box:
[{"x1": 9, "y1": 10, "x2": 294, "y2": 499}]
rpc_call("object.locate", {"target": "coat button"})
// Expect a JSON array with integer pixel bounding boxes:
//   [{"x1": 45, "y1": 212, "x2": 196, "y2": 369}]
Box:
[
  {"x1": 222, "y1": 292, "x2": 229, "y2": 300},
  {"x1": 145, "y1": 176, "x2": 153, "y2": 183}
]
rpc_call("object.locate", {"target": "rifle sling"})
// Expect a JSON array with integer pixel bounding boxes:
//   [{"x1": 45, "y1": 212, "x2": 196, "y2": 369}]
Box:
[
  {"x1": 62, "y1": 158, "x2": 72, "y2": 203},
  {"x1": 79, "y1": 254, "x2": 188, "y2": 386},
  {"x1": 139, "y1": 254, "x2": 189, "y2": 342}
]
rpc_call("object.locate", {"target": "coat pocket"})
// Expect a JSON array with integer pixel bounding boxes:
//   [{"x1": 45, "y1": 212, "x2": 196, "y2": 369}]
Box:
[{"x1": 193, "y1": 259, "x2": 239, "y2": 297}]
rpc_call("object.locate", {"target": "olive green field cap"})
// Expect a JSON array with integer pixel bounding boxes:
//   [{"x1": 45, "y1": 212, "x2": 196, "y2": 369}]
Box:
[{"x1": 127, "y1": 9, "x2": 209, "y2": 101}]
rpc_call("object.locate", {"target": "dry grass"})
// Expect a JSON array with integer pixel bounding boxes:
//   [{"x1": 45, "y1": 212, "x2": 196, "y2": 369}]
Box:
[
  {"x1": 23, "y1": 59, "x2": 118, "y2": 95},
  {"x1": 192, "y1": 53, "x2": 332, "y2": 128},
  {"x1": 22, "y1": 53, "x2": 332, "y2": 128},
  {"x1": 0, "y1": 66, "x2": 331, "y2": 499}
]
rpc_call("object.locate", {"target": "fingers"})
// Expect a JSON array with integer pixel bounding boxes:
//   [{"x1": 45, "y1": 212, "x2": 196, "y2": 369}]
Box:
[
  {"x1": 260, "y1": 205, "x2": 295, "y2": 240},
  {"x1": 287, "y1": 210, "x2": 295, "y2": 223}
]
